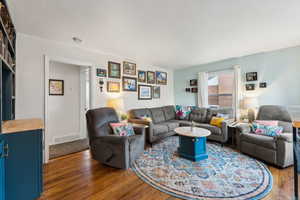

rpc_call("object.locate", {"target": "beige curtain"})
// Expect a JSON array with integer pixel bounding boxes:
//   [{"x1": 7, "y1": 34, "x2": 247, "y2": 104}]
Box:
[
  {"x1": 197, "y1": 72, "x2": 208, "y2": 107},
  {"x1": 233, "y1": 65, "x2": 242, "y2": 120}
]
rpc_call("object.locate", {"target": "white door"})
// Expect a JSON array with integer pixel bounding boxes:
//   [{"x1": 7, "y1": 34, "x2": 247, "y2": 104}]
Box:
[{"x1": 79, "y1": 67, "x2": 90, "y2": 139}]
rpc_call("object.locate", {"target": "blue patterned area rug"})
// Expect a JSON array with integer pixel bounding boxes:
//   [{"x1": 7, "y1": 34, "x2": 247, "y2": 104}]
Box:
[{"x1": 132, "y1": 136, "x2": 273, "y2": 200}]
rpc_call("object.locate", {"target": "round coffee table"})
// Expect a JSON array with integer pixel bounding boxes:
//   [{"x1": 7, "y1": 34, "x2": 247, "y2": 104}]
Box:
[{"x1": 175, "y1": 127, "x2": 211, "y2": 162}]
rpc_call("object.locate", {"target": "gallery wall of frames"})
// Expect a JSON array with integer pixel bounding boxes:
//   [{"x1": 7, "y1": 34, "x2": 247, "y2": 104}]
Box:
[{"x1": 96, "y1": 61, "x2": 168, "y2": 100}]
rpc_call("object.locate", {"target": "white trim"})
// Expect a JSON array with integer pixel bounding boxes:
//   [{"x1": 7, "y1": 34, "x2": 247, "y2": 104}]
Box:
[{"x1": 44, "y1": 55, "x2": 94, "y2": 163}]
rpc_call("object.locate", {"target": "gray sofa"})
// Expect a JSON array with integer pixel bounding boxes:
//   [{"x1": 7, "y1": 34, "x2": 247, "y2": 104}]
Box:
[
  {"x1": 129, "y1": 105, "x2": 233, "y2": 144},
  {"x1": 237, "y1": 105, "x2": 293, "y2": 168}
]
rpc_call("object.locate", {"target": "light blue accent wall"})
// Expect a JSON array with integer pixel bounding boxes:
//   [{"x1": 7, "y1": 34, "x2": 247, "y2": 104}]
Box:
[{"x1": 174, "y1": 46, "x2": 300, "y2": 106}]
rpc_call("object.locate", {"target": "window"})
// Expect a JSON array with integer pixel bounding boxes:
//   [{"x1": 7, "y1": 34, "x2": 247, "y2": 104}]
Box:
[{"x1": 208, "y1": 70, "x2": 234, "y2": 108}]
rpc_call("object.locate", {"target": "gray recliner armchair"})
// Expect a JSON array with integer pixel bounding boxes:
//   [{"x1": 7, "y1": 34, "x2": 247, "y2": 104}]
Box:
[
  {"x1": 86, "y1": 107, "x2": 145, "y2": 169},
  {"x1": 237, "y1": 105, "x2": 293, "y2": 168}
]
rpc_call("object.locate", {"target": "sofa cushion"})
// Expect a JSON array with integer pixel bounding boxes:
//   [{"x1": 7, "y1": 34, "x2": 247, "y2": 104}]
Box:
[
  {"x1": 129, "y1": 108, "x2": 151, "y2": 119},
  {"x1": 163, "y1": 106, "x2": 176, "y2": 121},
  {"x1": 190, "y1": 108, "x2": 207, "y2": 123},
  {"x1": 150, "y1": 107, "x2": 166, "y2": 124},
  {"x1": 206, "y1": 107, "x2": 233, "y2": 123},
  {"x1": 169, "y1": 120, "x2": 192, "y2": 127},
  {"x1": 162, "y1": 121, "x2": 180, "y2": 131},
  {"x1": 195, "y1": 123, "x2": 222, "y2": 135},
  {"x1": 241, "y1": 133, "x2": 276, "y2": 149},
  {"x1": 152, "y1": 124, "x2": 169, "y2": 136}
]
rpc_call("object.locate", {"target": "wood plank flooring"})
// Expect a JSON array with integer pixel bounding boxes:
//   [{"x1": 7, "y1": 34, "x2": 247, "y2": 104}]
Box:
[{"x1": 39, "y1": 150, "x2": 295, "y2": 200}]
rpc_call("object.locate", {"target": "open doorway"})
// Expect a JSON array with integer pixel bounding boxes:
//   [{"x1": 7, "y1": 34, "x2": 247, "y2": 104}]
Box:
[{"x1": 44, "y1": 57, "x2": 93, "y2": 163}]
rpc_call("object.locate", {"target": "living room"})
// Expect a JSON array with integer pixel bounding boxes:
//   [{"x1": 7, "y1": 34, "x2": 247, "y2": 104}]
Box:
[{"x1": 0, "y1": 0, "x2": 300, "y2": 200}]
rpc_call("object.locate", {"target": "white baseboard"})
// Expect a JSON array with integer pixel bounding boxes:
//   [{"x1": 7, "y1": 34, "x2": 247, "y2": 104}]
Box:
[{"x1": 52, "y1": 134, "x2": 81, "y2": 145}]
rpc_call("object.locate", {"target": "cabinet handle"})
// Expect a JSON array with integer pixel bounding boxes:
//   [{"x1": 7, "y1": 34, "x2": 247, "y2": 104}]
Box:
[{"x1": 3, "y1": 144, "x2": 9, "y2": 157}]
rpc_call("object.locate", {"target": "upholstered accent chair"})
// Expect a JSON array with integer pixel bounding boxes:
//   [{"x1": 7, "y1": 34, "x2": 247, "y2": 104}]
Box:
[
  {"x1": 86, "y1": 107, "x2": 145, "y2": 169},
  {"x1": 237, "y1": 105, "x2": 293, "y2": 168}
]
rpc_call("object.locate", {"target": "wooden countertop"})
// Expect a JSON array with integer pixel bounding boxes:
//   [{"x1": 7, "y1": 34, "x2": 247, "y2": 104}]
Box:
[
  {"x1": 293, "y1": 121, "x2": 300, "y2": 128},
  {"x1": 2, "y1": 118, "x2": 44, "y2": 134}
]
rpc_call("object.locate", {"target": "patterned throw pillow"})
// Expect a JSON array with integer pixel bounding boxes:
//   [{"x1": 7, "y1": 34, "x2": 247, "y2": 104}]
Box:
[
  {"x1": 255, "y1": 120, "x2": 278, "y2": 126},
  {"x1": 252, "y1": 123, "x2": 283, "y2": 137},
  {"x1": 110, "y1": 123, "x2": 135, "y2": 136},
  {"x1": 175, "y1": 105, "x2": 196, "y2": 120}
]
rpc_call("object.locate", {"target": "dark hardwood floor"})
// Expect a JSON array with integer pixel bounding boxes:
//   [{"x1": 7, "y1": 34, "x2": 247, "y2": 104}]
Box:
[{"x1": 39, "y1": 150, "x2": 295, "y2": 200}]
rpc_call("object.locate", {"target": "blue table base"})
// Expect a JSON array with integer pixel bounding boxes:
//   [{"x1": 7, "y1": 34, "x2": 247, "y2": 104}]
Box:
[{"x1": 177, "y1": 135, "x2": 208, "y2": 162}]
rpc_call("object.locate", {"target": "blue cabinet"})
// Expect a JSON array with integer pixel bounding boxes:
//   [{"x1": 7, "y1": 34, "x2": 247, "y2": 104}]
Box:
[
  {"x1": 0, "y1": 140, "x2": 5, "y2": 200},
  {"x1": 0, "y1": 129, "x2": 43, "y2": 200}
]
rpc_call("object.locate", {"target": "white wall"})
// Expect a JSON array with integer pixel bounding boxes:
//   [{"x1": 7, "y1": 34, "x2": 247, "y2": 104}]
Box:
[
  {"x1": 16, "y1": 33, "x2": 174, "y2": 120},
  {"x1": 48, "y1": 61, "x2": 82, "y2": 145}
]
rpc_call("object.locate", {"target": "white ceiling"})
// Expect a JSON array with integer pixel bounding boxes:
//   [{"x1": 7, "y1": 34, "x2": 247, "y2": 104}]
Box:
[{"x1": 8, "y1": 0, "x2": 300, "y2": 69}]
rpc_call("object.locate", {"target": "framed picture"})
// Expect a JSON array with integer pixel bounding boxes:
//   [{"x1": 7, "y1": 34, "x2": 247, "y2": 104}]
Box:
[
  {"x1": 191, "y1": 88, "x2": 198, "y2": 93},
  {"x1": 185, "y1": 88, "x2": 191, "y2": 92},
  {"x1": 123, "y1": 61, "x2": 136, "y2": 75},
  {"x1": 190, "y1": 79, "x2": 197, "y2": 86},
  {"x1": 49, "y1": 79, "x2": 64, "y2": 95},
  {"x1": 96, "y1": 68, "x2": 107, "y2": 77},
  {"x1": 138, "y1": 70, "x2": 146, "y2": 83},
  {"x1": 147, "y1": 71, "x2": 156, "y2": 84},
  {"x1": 138, "y1": 85, "x2": 152, "y2": 100},
  {"x1": 260, "y1": 82, "x2": 267, "y2": 88},
  {"x1": 122, "y1": 76, "x2": 137, "y2": 92},
  {"x1": 108, "y1": 61, "x2": 121, "y2": 78},
  {"x1": 246, "y1": 84, "x2": 255, "y2": 91},
  {"x1": 156, "y1": 71, "x2": 167, "y2": 85},
  {"x1": 107, "y1": 81, "x2": 120, "y2": 93},
  {"x1": 246, "y1": 72, "x2": 258, "y2": 82},
  {"x1": 153, "y1": 86, "x2": 160, "y2": 99}
]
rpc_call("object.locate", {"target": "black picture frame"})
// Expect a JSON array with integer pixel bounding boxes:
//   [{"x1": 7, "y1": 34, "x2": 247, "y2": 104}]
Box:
[
  {"x1": 153, "y1": 86, "x2": 160, "y2": 99},
  {"x1": 185, "y1": 88, "x2": 191, "y2": 92},
  {"x1": 246, "y1": 83, "x2": 255, "y2": 91},
  {"x1": 122, "y1": 76, "x2": 137, "y2": 92},
  {"x1": 147, "y1": 71, "x2": 156, "y2": 84},
  {"x1": 190, "y1": 79, "x2": 197, "y2": 86},
  {"x1": 259, "y1": 82, "x2": 267, "y2": 88},
  {"x1": 49, "y1": 79, "x2": 64, "y2": 96},
  {"x1": 191, "y1": 88, "x2": 198, "y2": 93},
  {"x1": 246, "y1": 72, "x2": 258, "y2": 82},
  {"x1": 156, "y1": 71, "x2": 167, "y2": 85},
  {"x1": 138, "y1": 85, "x2": 152, "y2": 100},
  {"x1": 138, "y1": 70, "x2": 146, "y2": 83},
  {"x1": 108, "y1": 61, "x2": 121, "y2": 79}
]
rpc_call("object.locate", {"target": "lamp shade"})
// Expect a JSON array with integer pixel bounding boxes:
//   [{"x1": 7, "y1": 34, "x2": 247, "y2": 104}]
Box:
[
  {"x1": 243, "y1": 97, "x2": 258, "y2": 109},
  {"x1": 106, "y1": 98, "x2": 124, "y2": 112}
]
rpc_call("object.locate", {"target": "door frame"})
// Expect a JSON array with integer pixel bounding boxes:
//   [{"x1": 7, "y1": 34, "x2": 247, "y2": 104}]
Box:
[{"x1": 44, "y1": 55, "x2": 95, "y2": 163}]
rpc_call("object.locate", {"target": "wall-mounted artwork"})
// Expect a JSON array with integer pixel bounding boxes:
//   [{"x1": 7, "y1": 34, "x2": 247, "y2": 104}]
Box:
[
  {"x1": 122, "y1": 76, "x2": 137, "y2": 92},
  {"x1": 96, "y1": 68, "x2": 107, "y2": 77},
  {"x1": 138, "y1": 85, "x2": 152, "y2": 100},
  {"x1": 191, "y1": 88, "x2": 198, "y2": 93},
  {"x1": 49, "y1": 79, "x2": 64, "y2": 95},
  {"x1": 147, "y1": 71, "x2": 156, "y2": 84},
  {"x1": 156, "y1": 71, "x2": 167, "y2": 85},
  {"x1": 107, "y1": 81, "x2": 120, "y2": 93},
  {"x1": 246, "y1": 72, "x2": 258, "y2": 82},
  {"x1": 123, "y1": 61, "x2": 136, "y2": 76},
  {"x1": 246, "y1": 83, "x2": 255, "y2": 91},
  {"x1": 108, "y1": 61, "x2": 121, "y2": 78},
  {"x1": 153, "y1": 86, "x2": 160, "y2": 99},
  {"x1": 138, "y1": 70, "x2": 146, "y2": 83},
  {"x1": 190, "y1": 79, "x2": 197, "y2": 86},
  {"x1": 185, "y1": 88, "x2": 191, "y2": 92},
  {"x1": 260, "y1": 82, "x2": 267, "y2": 88}
]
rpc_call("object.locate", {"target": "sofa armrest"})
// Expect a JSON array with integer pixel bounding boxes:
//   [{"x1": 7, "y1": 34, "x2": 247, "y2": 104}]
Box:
[
  {"x1": 128, "y1": 118, "x2": 152, "y2": 126},
  {"x1": 276, "y1": 133, "x2": 293, "y2": 143},
  {"x1": 236, "y1": 123, "x2": 251, "y2": 134}
]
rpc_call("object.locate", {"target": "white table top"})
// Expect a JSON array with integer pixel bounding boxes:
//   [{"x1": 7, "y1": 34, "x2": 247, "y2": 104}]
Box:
[{"x1": 175, "y1": 126, "x2": 211, "y2": 138}]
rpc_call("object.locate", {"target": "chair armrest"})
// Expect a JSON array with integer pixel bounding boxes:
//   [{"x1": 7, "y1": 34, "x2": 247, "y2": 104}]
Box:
[
  {"x1": 236, "y1": 123, "x2": 251, "y2": 134},
  {"x1": 95, "y1": 135, "x2": 129, "y2": 145},
  {"x1": 276, "y1": 133, "x2": 293, "y2": 143},
  {"x1": 128, "y1": 118, "x2": 152, "y2": 126},
  {"x1": 133, "y1": 126, "x2": 146, "y2": 136}
]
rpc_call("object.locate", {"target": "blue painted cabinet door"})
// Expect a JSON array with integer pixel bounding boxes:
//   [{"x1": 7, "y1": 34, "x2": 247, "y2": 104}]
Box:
[
  {"x1": 4, "y1": 130, "x2": 43, "y2": 200},
  {"x1": 0, "y1": 139, "x2": 5, "y2": 200}
]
